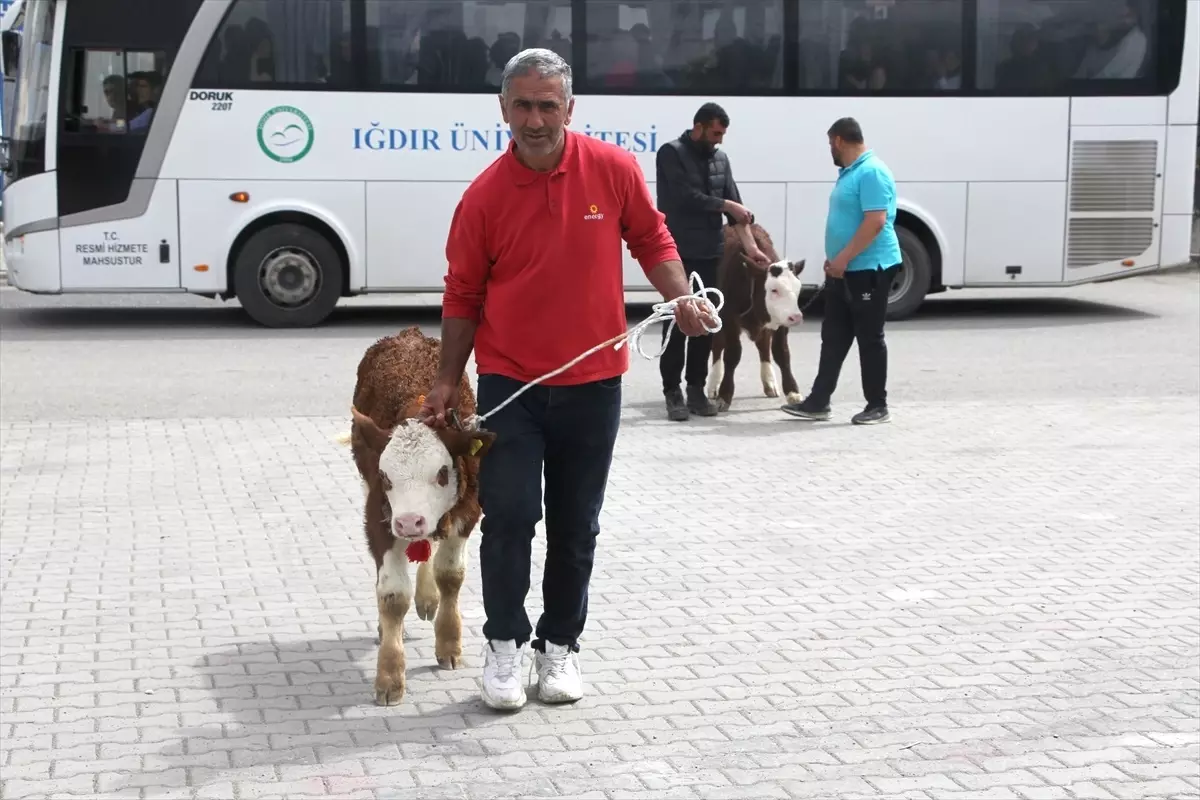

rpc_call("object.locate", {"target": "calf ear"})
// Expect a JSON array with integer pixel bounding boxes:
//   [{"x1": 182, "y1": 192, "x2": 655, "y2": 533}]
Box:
[
  {"x1": 790, "y1": 259, "x2": 806, "y2": 275},
  {"x1": 436, "y1": 427, "x2": 498, "y2": 459},
  {"x1": 469, "y1": 429, "x2": 498, "y2": 458},
  {"x1": 350, "y1": 406, "x2": 393, "y2": 452}
]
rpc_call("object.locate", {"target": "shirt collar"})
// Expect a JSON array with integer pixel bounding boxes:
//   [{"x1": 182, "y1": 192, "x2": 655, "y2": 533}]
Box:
[
  {"x1": 506, "y1": 128, "x2": 577, "y2": 185},
  {"x1": 838, "y1": 148, "x2": 874, "y2": 177}
]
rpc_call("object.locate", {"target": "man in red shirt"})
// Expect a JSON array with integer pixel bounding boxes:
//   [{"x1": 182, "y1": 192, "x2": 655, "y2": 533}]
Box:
[{"x1": 419, "y1": 47, "x2": 711, "y2": 712}]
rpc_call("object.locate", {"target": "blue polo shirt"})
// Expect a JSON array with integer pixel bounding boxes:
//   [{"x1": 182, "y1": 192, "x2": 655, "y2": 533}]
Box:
[{"x1": 825, "y1": 149, "x2": 902, "y2": 272}]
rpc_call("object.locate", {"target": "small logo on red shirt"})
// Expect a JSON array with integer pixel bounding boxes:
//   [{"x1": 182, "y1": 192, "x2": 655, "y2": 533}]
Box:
[{"x1": 583, "y1": 203, "x2": 605, "y2": 221}]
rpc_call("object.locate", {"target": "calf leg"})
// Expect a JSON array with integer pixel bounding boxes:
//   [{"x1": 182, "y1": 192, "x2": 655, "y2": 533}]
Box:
[
  {"x1": 772, "y1": 326, "x2": 803, "y2": 404},
  {"x1": 414, "y1": 559, "x2": 439, "y2": 621},
  {"x1": 756, "y1": 329, "x2": 780, "y2": 398},
  {"x1": 716, "y1": 329, "x2": 743, "y2": 412},
  {"x1": 706, "y1": 332, "x2": 725, "y2": 401},
  {"x1": 433, "y1": 534, "x2": 468, "y2": 669},
  {"x1": 375, "y1": 544, "x2": 412, "y2": 706}
]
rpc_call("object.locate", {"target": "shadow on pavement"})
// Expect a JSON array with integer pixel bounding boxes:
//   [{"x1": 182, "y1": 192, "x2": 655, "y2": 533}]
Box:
[
  {"x1": 619, "y1": 400, "x2": 859, "y2": 434},
  {"x1": 884, "y1": 294, "x2": 1158, "y2": 329},
  {"x1": 112, "y1": 635, "x2": 513, "y2": 795}
]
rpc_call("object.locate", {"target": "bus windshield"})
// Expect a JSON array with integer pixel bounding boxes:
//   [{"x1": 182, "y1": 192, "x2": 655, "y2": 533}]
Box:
[{"x1": 7, "y1": 0, "x2": 54, "y2": 182}]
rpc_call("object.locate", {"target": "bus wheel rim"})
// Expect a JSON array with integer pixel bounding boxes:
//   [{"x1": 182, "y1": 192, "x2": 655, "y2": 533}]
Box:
[
  {"x1": 889, "y1": 261, "x2": 913, "y2": 303},
  {"x1": 259, "y1": 247, "x2": 321, "y2": 308}
]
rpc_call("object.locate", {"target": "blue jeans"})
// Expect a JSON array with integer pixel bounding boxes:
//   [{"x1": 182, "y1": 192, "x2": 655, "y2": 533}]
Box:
[{"x1": 475, "y1": 372, "x2": 622, "y2": 652}]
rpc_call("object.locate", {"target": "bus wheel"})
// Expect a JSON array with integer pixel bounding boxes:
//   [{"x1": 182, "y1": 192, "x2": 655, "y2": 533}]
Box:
[
  {"x1": 232, "y1": 223, "x2": 343, "y2": 328},
  {"x1": 887, "y1": 226, "x2": 933, "y2": 321}
]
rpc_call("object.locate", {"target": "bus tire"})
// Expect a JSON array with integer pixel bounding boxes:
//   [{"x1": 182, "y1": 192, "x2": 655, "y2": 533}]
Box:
[
  {"x1": 232, "y1": 223, "x2": 343, "y2": 328},
  {"x1": 887, "y1": 225, "x2": 933, "y2": 321}
]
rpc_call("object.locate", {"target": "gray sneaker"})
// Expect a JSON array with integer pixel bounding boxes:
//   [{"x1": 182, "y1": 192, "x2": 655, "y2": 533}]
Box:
[
  {"x1": 781, "y1": 398, "x2": 831, "y2": 421},
  {"x1": 851, "y1": 405, "x2": 890, "y2": 425},
  {"x1": 686, "y1": 385, "x2": 719, "y2": 417},
  {"x1": 664, "y1": 388, "x2": 689, "y2": 421}
]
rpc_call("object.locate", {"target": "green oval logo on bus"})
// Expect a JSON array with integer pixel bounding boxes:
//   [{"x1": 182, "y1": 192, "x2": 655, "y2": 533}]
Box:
[{"x1": 257, "y1": 105, "x2": 314, "y2": 163}]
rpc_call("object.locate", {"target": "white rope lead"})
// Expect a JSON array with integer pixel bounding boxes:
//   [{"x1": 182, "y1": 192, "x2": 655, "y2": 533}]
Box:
[{"x1": 463, "y1": 270, "x2": 725, "y2": 430}]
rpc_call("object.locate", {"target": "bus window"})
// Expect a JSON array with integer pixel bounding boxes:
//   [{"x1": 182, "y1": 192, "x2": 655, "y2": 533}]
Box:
[
  {"x1": 61, "y1": 48, "x2": 167, "y2": 134},
  {"x1": 194, "y1": 0, "x2": 353, "y2": 88},
  {"x1": 7, "y1": 0, "x2": 54, "y2": 182},
  {"x1": 57, "y1": 47, "x2": 168, "y2": 215},
  {"x1": 362, "y1": 0, "x2": 573, "y2": 91},
  {"x1": 583, "y1": 1, "x2": 783, "y2": 93},
  {"x1": 976, "y1": 0, "x2": 1155, "y2": 92},
  {"x1": 64, "y1": 50, "x2": 124, "y2": 134},
  {"x1": 795, "y1": 0, "x2": 962, "y2": 93}
]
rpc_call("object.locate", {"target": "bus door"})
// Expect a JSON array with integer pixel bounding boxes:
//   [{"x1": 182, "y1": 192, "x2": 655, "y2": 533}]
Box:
[
  {"x1": 53, "y1": 0, "x2": 201, "y2": 290},
  {"x1": 56, "y1": 46, "x2": 179, "y2": 290}
]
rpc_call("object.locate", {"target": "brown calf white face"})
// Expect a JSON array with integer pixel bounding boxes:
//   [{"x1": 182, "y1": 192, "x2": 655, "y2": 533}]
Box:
[
  {"x1": 352, "y1": 409, "x2": 496, "y2": 541},
  {"x1": 377, "y1": 423, "x2": 461, "y2": 539},
  {"x1": 763, "y1": 260, "x2": 806, "y2": 328}
]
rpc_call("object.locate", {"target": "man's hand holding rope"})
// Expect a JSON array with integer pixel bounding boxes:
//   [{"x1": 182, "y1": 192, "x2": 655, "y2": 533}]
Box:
[{"x1": 673, "y1": 294, "x2": 718, "y2": 337}]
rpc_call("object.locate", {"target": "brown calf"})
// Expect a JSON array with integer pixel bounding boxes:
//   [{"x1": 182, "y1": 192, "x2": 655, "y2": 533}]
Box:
[
  {"x1": 336, "y1": 326, "x2": 496, "y2": 706},
  {"x1": 706, "y1": 223, "x2": 807, "y2": 411}
]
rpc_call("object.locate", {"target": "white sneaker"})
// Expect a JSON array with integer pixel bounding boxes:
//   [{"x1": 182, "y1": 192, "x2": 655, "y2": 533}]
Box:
[
  {"x1": 533, "y1": 642, "x2": 583, "y2": 703},
  {"x1": 481, "y1": 640, "x2": 526, "y2": 711}
]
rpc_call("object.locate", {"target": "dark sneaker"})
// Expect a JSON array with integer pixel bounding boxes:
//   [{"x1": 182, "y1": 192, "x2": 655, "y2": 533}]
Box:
[
  {"x1": 851, "y1": 405, "x2": 890, "y2": 425},
  {"x1": 686, "y1": 385, "x2": 719, "y2": 417},
  {"x1": 664, "y1": 388, "x2": 689, "y2": 421},
  {"x1": 781, "y1": 398, "x2": 831, "y2": 421}
]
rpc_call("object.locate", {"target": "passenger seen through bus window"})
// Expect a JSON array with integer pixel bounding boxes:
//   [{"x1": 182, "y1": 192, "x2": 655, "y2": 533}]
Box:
[
  {"x1": 977, "y1": 0, "x2": 1155, "y2": 91},
  {"x1": 127, "y1": 71, "x2": 162, "y2": 133},
  {"x1": 1073, "y1": 0, "x2": 1147, "y2": 78},
  {"x1": 93, "y1": 74, "x2": 126, "y2": 133},
  {"x1": 584, "y1": 1, "x2": 783, "y2": 93}
]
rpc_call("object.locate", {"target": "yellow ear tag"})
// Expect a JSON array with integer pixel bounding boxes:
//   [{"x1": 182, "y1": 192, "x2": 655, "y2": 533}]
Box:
[
  {"x1": 469, "y1": 438, "x2": 483, "y2": 456},
  {"x1": 417, "y1": 395, "x2": 426, "y2": 405}
]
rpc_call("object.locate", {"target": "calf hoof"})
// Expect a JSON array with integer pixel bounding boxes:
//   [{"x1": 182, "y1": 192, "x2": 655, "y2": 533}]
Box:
[
  {"x1": 436, "y1": 640, "x2": 464, "y2": 669},
  {"x1": 786, "y1": 392, "x2": 804, "y2": 404},
  {"x1": 374, "y1": 673, "x2": 406, "y2": 706},
  {"x1": 763, "y1": 383, "x2": 780, "y2": 398},
  {"x1": 437, "y1": 654, "x2": 464, "y2": 669},
  {"x1": 415, "y1": 596, "x2": 439, "y2": 621},
  {"x1": 715, "y1": 398, "x2": 731, "y2": 412}
]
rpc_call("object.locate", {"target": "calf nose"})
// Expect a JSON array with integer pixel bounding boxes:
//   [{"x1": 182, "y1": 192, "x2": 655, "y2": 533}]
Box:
[
  {"x1": 787, "y1": 312, "x2": 803, "y2": 326},
  {"x1": 393, "y1": 513, "x2": 427, "y2": 538}
]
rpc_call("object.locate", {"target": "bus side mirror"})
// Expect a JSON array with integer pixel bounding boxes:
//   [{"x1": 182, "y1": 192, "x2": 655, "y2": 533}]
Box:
[{"x1": 2, "y1": 32, "x2": 19, "y2": 79}]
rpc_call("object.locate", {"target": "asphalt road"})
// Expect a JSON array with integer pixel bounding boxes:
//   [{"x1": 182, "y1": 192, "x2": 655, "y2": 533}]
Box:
[{"x1": 2, "y1": 270, "x2": 1198, "y2": 421}]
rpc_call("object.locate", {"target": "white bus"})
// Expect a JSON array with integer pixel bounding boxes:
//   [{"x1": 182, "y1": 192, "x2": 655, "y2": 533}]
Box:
[{"x1": 2, "y1": 0, "x2": 1196, "y2": 327}]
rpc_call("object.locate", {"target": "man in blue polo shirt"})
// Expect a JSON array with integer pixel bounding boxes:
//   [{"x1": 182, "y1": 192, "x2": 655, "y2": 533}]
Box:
[{"x1": 782, "y1": 117, "x2": 901, "y2": 425}]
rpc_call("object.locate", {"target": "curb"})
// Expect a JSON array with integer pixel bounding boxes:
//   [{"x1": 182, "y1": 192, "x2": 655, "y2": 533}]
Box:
[{"x1": 1160, "y1": 259, "x2": 1200, "y2": 275}]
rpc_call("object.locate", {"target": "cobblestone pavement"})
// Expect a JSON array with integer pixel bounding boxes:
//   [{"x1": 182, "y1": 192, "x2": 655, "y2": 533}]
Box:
[{"x1": 2, "y1": 273, "x2": 1199, "y2": 799}]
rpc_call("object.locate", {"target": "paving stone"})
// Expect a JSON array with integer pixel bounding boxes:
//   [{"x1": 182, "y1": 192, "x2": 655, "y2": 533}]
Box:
[{"x1": 1, "y1": 274, "x2": 1198, "y2": 798}]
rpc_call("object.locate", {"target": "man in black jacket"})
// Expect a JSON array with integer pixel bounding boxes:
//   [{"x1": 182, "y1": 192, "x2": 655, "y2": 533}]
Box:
[{"x1": 655, "y1": 102, "x2": 767, "y2": 421}]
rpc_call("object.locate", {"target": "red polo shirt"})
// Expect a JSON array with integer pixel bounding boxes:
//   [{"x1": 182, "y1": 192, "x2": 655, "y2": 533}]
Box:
[{"x1": 442, "y1": 129, "x2": 680, "y2": 386}]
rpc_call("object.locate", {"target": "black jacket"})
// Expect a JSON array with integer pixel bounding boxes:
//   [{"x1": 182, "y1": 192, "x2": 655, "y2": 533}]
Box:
[{"x1": 655, "y1": 131, "x2": 743, "y2": 260}]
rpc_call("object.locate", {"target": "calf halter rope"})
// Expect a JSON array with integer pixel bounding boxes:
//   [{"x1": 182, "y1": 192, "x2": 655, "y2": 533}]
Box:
[{"x1": 459, "y1": 270, "x2": 725, "y2": 432}]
